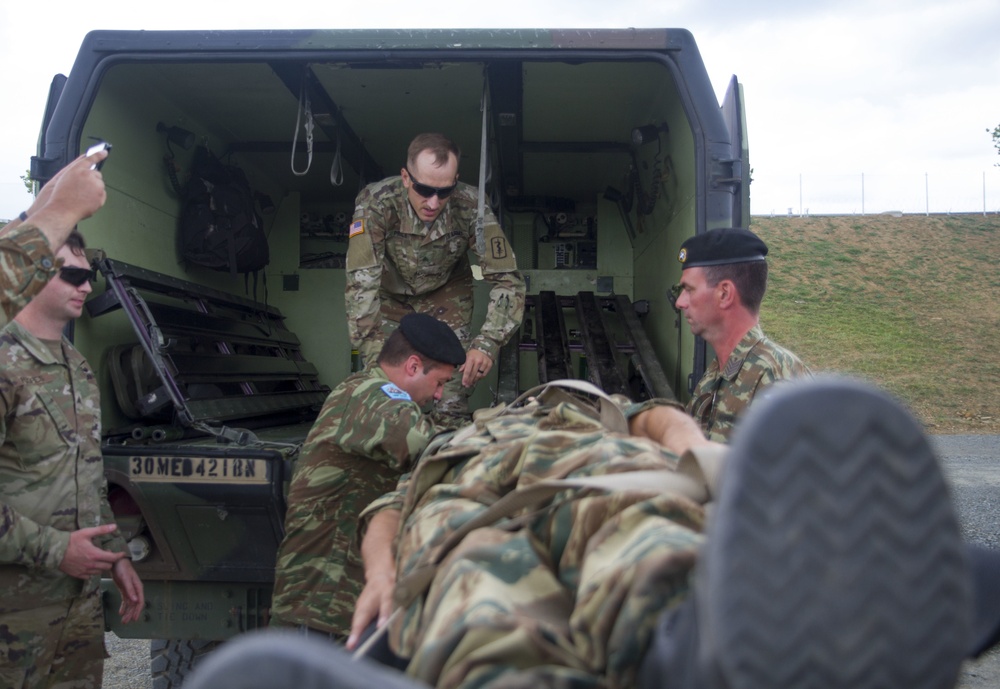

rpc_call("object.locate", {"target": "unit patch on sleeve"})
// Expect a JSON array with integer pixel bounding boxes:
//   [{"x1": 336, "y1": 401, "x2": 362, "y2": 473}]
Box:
[
  {"x1": 380, "y1": 383, "x2": 412, "y2": 401},
  {"x1": 491, "y1": 236, "x2": 509, "y2": 259}
]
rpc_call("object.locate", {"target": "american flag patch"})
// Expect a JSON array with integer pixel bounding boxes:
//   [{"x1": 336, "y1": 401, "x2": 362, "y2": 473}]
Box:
[{"x1": 349, "y1": 220, "x2": 364, "y2": 238}]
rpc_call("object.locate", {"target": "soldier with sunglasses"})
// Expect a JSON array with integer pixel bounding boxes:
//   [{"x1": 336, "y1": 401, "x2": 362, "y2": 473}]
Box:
[
  {"x1": 1, "y1": 149, "x2": 109, "y2": 329},
  {"x1": 346, "y1": 133, "x2": 525, "y2": 421},
  {"x1": 0, "y1": 231, "x2": 144, "y2": 688},
  {"x1": 675, "y1": 228, "x2": 809, "y2": 441}
]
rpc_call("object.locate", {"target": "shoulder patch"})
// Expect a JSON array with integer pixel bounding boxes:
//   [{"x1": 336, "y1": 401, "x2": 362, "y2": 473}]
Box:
[
  {"x1": 490, "y1": 236, "x2": 509, "y2": 260},
  {"x1": 380, "y1": 383, "x2": 412, "y2": 401},
  {"x1": 481, "y1": 224, "x2": 519, "y2": 271},
  {"x1": 349, "y1": 220, "x2": 364, "y2": 238}
]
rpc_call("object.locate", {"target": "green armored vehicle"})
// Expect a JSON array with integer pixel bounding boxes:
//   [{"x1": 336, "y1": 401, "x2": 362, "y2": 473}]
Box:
[{"x1": 31, "y1": 28, "x2": 748, "y2": 684}]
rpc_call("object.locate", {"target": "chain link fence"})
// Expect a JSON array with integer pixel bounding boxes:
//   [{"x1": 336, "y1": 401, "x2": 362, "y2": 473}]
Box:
[{"x1": 752, "y1": 170, "x2": 1000, "y2": 216}]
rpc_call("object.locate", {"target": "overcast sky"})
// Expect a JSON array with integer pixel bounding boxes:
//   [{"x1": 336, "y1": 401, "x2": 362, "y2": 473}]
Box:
[{"x1": 2, "y1": 0, "x2": 998, "y2": 219}]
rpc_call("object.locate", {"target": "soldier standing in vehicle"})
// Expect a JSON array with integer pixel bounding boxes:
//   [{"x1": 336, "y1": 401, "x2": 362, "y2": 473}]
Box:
[
  {"x1": 345, "y1": 133, "x2": 526, "y2": 420},
  {"x1": 0, "y1": 230, "x2": 144, "y2": 689},
  {"x1": 271, "y1": 313, "x2": 466, "y2": 640},
  {"x1": 0, "y1": 150, "x2": 108, "y2": 328},
  {"x1": 675, "y1": 227, "x2": 809, "y2": 441}
]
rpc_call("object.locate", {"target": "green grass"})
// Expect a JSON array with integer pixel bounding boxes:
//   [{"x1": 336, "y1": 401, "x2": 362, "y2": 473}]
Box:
[{"x1": 753, "y1": 213, "x2": 1000, "y2": 433}]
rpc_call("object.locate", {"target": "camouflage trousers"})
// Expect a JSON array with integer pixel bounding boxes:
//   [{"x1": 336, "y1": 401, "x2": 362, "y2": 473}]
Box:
[
  {"x1": 0, "y1": 588, "x2": 106, "y2": 689},
  {"x1": 393, "y1": 429, "x2": 706, "y2": 689},
  {"x1": 379, "y1": 272, "x2": 474, "y2": 419}
]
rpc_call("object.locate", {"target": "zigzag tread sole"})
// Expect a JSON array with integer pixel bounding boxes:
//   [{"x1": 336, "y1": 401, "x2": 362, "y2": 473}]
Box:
[{"x1": 702, "y1": 378, "x2": 971, "y2": 689}]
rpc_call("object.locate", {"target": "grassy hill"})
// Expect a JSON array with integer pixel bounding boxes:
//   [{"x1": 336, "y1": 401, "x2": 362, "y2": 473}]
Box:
[{"x1": 752, "y1": 213, "x2": 1000, "y2": 434}]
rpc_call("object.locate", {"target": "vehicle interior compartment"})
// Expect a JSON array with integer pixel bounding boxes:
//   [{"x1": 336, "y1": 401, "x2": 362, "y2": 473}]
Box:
[{"x1": 63, "y1": 41, "x2": 718, "y2": 430}]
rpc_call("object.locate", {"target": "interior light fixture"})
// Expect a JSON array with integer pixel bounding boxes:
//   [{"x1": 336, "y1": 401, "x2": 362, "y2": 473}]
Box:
[{"x1": 631, "y1": 123, "x2": 669, "y2": 147}]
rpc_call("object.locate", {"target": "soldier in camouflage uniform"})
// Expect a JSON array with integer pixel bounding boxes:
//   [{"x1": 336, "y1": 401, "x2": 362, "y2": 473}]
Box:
[
  {"x1": 0, "y1": 231, "x2": 144, "y2": 689},
  {"x1": 271, "y1": 313, "x2": 466, "y2": 640},
  {"x1": 0, "y1": 149, "x2": 109, "y2": 329},
  {"x1": 187, "y1": 378, "x2": 997, "y2": 689},
  {"x1": 345, "y1": 133, "x2": 526, "y2": 420},
  {"x1": 335, "y1": 379, "x2": 981, "y2": 689},
  {"x1": 347, "y1": 389, "x2": 707, "y2": 688},
  {"x1": 676, "y1": 228, "x2": 810, "y2": 441}
]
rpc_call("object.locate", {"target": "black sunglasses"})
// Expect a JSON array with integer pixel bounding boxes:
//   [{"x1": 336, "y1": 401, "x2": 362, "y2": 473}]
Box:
[
  {"x1": 59, "y1": 266, "x2": 97, "y2": 287},
  {"x1": 406, "y1": 167, "x2": 457, "y2": 200}
]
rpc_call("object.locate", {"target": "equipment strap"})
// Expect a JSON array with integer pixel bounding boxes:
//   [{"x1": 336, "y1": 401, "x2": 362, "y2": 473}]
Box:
[
  {"x1": 475, "y1": 79, "x2": 489, "y2": 256},
  {"x1": 330, "y1": 118, "x2": 343, "y2": 186},
  {"x1": 392, "y1": 463, "x2": 716, "y2": 611},
  {"x1": 291, "y1": 78, "x2": 314, "y2": 177},
  {"x1": 353, "y1": 380, "x2": 724, "y2": 660}
]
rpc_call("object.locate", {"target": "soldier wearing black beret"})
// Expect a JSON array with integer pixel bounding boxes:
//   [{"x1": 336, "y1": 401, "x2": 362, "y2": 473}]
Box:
[
  {"x1": 271, "y1": 312, "x2": 464, "y2": 639},
  {"x1": 676, "y1": 227, "x2": 810, "y2": 441},
  {"x1": 677, "y1": 227, "x2": 768, "y2": 268},
  {"x1": 395, "y1": 312, "x2": 467, "y2": 367}
]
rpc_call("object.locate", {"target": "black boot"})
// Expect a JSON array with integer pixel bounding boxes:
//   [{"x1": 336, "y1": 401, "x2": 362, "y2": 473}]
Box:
[
  {"x1": 184, "y1": 630, "x2": 425, "y2": 689},
  {"x1": 968, "y1": 544, "x2": 1000, "y2": 657},
  {"x1": 641, "y1": 377, "x2": 973, "y2": 689}
]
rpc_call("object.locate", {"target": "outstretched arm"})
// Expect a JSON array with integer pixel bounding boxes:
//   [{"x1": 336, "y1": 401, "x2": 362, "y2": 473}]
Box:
[
  {"x1": 629, "y1": 404, "x2": 716, "y2": 457},
  {"x1": 347, "y1": 508, "x2": 401, "y2": 649},
  {"x1": 6, "y1": 150, "x2": 108, "y2": 248}
]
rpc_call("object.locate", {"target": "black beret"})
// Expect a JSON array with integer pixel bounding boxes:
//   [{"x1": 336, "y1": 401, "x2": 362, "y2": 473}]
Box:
[
  {"x1": 398, "y1": 313, "x2": 466, "y2": 366},
  {"x1": 677, "y1": 228, "x2": 768, "y2": 268}
]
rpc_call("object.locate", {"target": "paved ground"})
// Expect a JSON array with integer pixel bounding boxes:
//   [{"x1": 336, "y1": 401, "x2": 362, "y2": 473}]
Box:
[
  {"x1": 104, "y1": 434, "x2": 1000, "y2": 688},
  {"x1": 936, "y1": 435, "x2": 1000, "y2": 689}
]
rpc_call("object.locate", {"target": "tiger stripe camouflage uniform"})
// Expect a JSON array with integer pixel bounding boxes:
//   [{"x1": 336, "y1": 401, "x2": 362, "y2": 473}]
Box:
[
  {"x1": 0, "y1": 224, "x2": 59, "y2": 328},
  {"x1": 360, "y1": 396, "x2": 706, "y2": 689},
  {"x1": 0, "y1": 320, "x2": 127, "y2": 688},
  {"x1": 686, "y1": 324, "x2": 810, "y2": 442},
  {"x1": 345, "y1": 178, "x2": 525, "y2": 417},
  {"x1": 270, "y1": 367, "x2": 447, "y2": 638}
]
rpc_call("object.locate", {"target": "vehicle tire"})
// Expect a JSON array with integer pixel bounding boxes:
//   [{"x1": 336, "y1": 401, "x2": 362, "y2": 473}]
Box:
[{"x1": 151, "y1": 639, "x2": 221, "y2": 689}]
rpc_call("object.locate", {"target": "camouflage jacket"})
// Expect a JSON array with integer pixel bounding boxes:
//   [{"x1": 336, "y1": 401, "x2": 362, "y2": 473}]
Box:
[
  {"x1": 686, "y1": 324, "x2": 811, "y2": 442},
  {"x1": 345, "y1": 177, "x2": 526, "y2": 363},
  {"x1": 0, "y1": 320, "x2": 126, "y2": 613},
  {"x1": 374, "y1": 396, "x2": 691, "y2": 658},
  {"x1": 0, "y1": 224, "x2": 59, "y2": 329},
  {"x1": 271, "y1": 366, "x2": 446, "y2": 635}
]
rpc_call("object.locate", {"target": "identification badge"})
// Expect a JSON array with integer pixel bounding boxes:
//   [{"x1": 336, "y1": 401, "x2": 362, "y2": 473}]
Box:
[
  {"x1": 349, "y1": 219, "x2": 365, "y2": 238},
  {"x1": 381, "y1": 383, "x2": 412, "y2": 401}
]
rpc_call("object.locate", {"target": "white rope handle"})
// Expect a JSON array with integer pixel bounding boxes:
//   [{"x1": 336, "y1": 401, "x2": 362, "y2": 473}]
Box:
[
  {"x1": 291, "y1": 81, "x2": 313, "y2": 177},
  {"x1": 329, "y1": 119, "x2": 343, "y2": 186},
  {"x1": 475, "y1": 80, "x2": 489, "y2": 256}
]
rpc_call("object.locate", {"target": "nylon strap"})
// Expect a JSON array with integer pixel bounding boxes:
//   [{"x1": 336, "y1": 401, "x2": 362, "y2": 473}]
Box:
[
  {"x1": 392, "y1": 468, "x2": 710, "y2": 610},
  {"x1": 475, "y1": 79, "x2": 488, "y2": 256},
  {"x1": 505, "y1": 379, "x2": 629, "y2": 435},
  {"x1": 330, "y1": 119, "x2": 343, "y2": 186},
  {"x1": 291, "y1": 78, "x2": 314, "y2": 177}
]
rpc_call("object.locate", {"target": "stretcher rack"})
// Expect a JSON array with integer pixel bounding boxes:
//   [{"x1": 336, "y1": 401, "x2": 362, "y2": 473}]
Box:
[
  {"x1": 496, "y1": 291, "x2": 676, "y2": 404},
  {"x1": 86, "y1": 257, "x2": 329, "y2": 431}
]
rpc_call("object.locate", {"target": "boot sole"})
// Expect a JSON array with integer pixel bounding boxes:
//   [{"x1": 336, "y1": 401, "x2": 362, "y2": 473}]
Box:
[{"x1": 701, "y1": 377, "x2": 971, "y2": 689}]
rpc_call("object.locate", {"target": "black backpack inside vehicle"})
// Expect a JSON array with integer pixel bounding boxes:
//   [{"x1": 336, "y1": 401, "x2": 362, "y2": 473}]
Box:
[{"x1": 178, "y1": 146, "x2": 269, "y2": 278}]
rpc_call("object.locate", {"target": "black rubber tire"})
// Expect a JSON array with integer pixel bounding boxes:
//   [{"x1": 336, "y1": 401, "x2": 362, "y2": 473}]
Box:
[{"x1": 151, "y1": 639, "x2": 222, "y2": 689}]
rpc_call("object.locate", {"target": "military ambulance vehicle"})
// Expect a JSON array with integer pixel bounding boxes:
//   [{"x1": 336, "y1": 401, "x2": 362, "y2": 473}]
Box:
[{"x1": 31, "y1": 28, "x2": 748, "y2": 685}]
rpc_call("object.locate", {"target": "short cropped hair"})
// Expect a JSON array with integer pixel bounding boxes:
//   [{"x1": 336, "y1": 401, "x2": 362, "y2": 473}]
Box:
[
  {"x1": 377, "y1": 328, "x2": 441, "y2": 374},
  {"x1": 703, "y1": 260, "x2": 768, "y2": 315},
  {"x1": 407, "y1": 133, "x2": 461, "y2": 169},
  {"x1": 64, "y1": 229, "x2": 87, "y2": 257}
]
